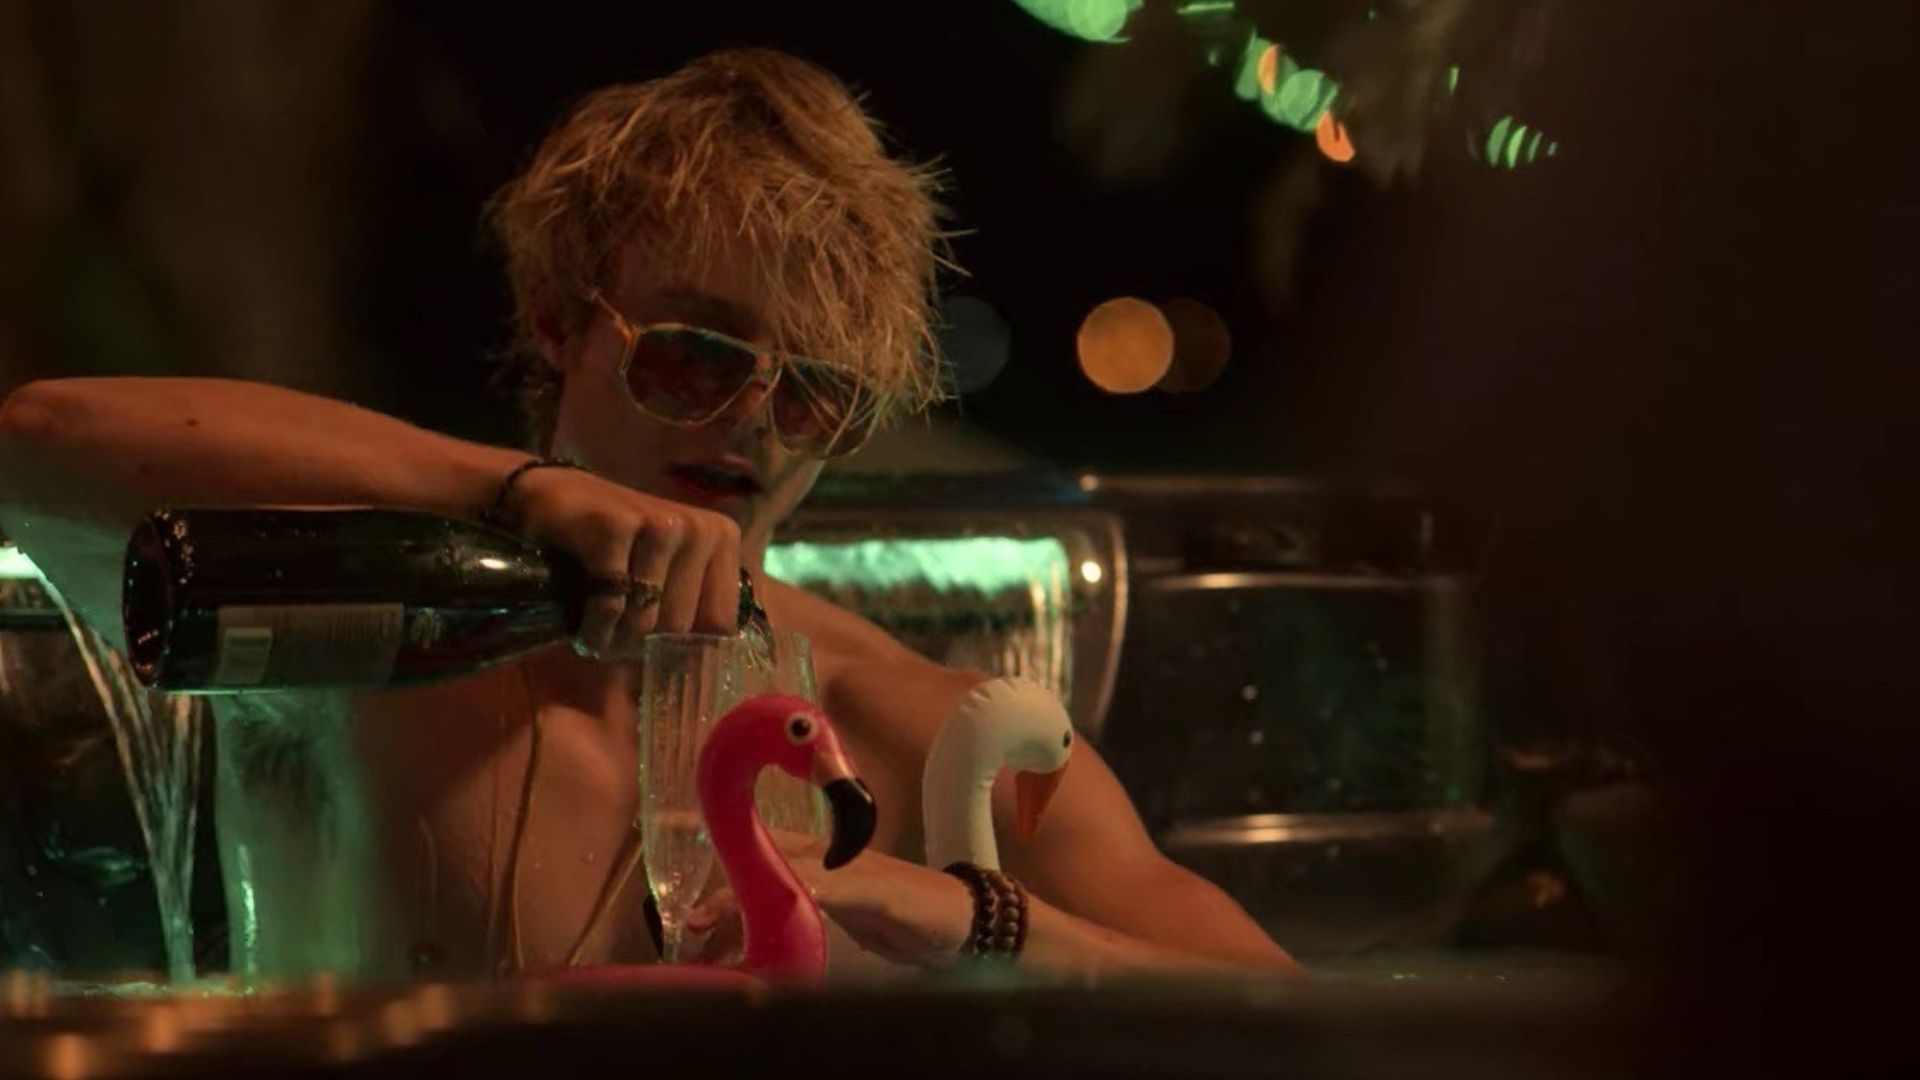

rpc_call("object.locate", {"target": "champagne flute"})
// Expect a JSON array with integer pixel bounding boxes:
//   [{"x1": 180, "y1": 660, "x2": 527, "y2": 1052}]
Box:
[{"x1": 636, "y1": 631, "x2": 824, "y2": 962}]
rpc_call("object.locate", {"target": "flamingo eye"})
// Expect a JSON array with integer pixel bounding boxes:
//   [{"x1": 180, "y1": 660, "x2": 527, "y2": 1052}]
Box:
[
  {"x1": 1062, "y1": 731, "x2": 1073, "y2": 749},
  {"x1": 785, "y1": 713, "x2": 817, "y2": 745}
]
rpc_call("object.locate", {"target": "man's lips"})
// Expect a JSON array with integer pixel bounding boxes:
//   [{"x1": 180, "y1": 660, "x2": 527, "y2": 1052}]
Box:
[{"x1": 666, "y1": 461, "x2": 763, "y2": 500}]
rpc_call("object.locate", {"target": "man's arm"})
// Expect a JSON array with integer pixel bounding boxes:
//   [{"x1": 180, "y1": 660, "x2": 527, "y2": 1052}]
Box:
[
  {"x1": 996, "y1": 740, "x2": 1299, "y2": 971},
  {"x1": 0, "y1": 377, "x2": 526, "y2": 646},
  {"x1": 800, "y1": 592, "x2": 1297, "y2": 972},
  {"x1": 0, "y1": 376, "x2": 743, "y2": 651}
]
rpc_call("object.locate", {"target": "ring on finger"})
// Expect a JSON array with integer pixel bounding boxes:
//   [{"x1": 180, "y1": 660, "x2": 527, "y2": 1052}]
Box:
[
  {"x1": 585, "y1": 574, "x2": 663, "y2": 609},
  {"x1": 627, "y1": 578, "x2": 662, "y2": 609}
]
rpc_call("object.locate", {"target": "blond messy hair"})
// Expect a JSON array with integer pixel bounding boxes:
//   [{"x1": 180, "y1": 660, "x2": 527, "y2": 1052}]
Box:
[{"x1": 486, "y1": 48, "x2": 950, "y2": 449}]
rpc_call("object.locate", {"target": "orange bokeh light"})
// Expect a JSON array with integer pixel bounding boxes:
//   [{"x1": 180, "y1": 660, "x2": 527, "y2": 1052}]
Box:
[
  {"x1": 1077, "y1": 298, "x2": 1173, "y2": 394},
  {"x1": 1155, "y1": 298, "x2": 1232, "y2": 394},
  {"x1": 1256, "y1": 44, "x2": 1281, "y2": 97},
  {"x1": 1316, "y1": 111, "x2": 1356, "y2": 164}
]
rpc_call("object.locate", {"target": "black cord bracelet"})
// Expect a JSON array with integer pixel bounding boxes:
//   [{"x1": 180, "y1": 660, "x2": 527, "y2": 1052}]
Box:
[{"x1": 479, "y1": 456, "x2": 584, "y2": 530}]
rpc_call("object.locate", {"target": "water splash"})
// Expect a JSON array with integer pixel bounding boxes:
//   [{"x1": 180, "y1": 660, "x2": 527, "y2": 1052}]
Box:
[{"x1": 35, "y1": 575, "x2": 204, "y2": 983}]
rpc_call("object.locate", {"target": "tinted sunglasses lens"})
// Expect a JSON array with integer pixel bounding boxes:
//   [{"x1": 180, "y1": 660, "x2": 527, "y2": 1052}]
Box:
[
  {"x1": 624, "y1": 329, "x2": 758, "y2": 421},
  {"x1": 772, "y1": 362, "x2": 883, "y2": 457}
]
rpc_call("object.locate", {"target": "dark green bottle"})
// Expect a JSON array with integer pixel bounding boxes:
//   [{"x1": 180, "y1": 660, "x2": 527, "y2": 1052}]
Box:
[{"x1": 123, "y1": 508, "x2": 590, "y2": 692}]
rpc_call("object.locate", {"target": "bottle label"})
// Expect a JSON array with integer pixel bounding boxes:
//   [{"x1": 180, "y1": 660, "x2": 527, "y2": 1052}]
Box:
[{"x1": 213, "y1": 603, "x2": 406, "y2": 687}]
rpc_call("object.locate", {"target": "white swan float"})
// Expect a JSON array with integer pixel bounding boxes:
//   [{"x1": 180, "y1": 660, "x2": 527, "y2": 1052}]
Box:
[{"x1": 921, "y1": 676, "x2": 1075, "y2": 871}]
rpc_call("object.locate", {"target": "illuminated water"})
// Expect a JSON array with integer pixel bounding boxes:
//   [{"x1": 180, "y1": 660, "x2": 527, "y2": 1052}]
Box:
[
  {"x1": 0, "y1": 555, "x2": 202, "y2": 982},
  {"x1": 45, "y1": 588, "x2": 204, "y2": 984},
  {"x1": 766, "y1": 536, "x2": 1074, "y2": 709}
]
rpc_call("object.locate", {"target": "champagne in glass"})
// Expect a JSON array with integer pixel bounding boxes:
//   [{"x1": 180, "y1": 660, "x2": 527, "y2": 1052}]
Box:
[{"x1": 637, "y1": 631, "x2": 822, "y2": 961}]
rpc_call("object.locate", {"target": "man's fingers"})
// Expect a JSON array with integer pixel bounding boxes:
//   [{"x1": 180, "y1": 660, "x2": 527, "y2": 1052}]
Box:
[
  {"x1": 505, "y1": 467, "x2": 750, "y2": 650},
  {"x1": 686, "y1": 888, "x2": 738, "y2": 930},
  {"x1": 692, "y1": 914, "x2": 743, "y2": 966},
  {"x1": 654, "y1": 516, "x2": 714, "y2": 634},
  {"x1": 574, "y1": 529, "x2": 634, "y2": 657},
  {"x1": 693, "y1": 520, "x2": 742, "y2": 635},
  {"x1": 687, "y1": 887, "x2": 745, "y2": 965},
  {"x1": 617, "y1": 521, "x2": 676, "y2": 641},
  {"x1": 576, "y1": 595, "x2": 624, "y2": 658}
]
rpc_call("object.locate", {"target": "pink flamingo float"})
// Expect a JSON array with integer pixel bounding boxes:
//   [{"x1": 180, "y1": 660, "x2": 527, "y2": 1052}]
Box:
[{"x1": 544, "y1": 693, "x2": 876, "y2": 988}]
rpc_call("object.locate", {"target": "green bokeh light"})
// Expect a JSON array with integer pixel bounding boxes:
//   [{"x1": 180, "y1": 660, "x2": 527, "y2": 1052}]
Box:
[
  {"x1": 1012, "y1": 0, "x2": 1143, "y2": 43},
  {"x1": 1484, "y1": 116, "x2": 1513, "y2": 165},
  {"x1": 1020, "y1": 0, "x2": 1559, "y2": 177},
  {"x1": 1475, "y1": 114, "x2": 1558, "y2": 169},
  {"x1": 1231, "y1": 31, "x2": 1268, "y2": 98},
  {"x1": 1503, "y1": 122, "x2": 1528, "y2": 168},
  {"x1": 1265, "y1": 68, "x2": 1337, "y2": 133},
  {"x1": 768, "y1": 537, "x2": 1070, "y2": 595}
]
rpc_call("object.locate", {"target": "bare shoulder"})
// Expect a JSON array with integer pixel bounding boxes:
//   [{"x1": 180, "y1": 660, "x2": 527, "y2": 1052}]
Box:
[{"x1": 761, "y1": 579, "x2": 981, "y2": 755}]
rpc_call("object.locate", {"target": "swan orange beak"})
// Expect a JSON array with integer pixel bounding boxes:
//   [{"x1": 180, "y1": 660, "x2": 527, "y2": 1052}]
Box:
[
  {"x1": 1014, "y1": 765, "x2": 1067, "y2": 841},
  {"x1": 811, "y1": 737, "x2": 875, "y2": 870}
]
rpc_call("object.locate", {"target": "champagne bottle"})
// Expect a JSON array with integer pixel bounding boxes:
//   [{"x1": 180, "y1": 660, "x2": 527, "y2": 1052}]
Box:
[{"x1": 122, "y1": 507, "x2": 592, "y2": 692}]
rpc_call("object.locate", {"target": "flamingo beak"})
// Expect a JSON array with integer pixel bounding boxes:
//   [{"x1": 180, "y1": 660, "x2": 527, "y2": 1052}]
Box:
[
  {"x1": 1014, "y1": 766, "x2": 1067, "y2": 841},
  {"x1": 811, "y1": 740, "x2": 876, "y2": 870}
]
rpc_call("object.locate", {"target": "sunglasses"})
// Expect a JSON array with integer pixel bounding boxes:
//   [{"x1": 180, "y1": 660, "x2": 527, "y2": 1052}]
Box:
[{"x1": 591, "y1": 292, "x2": 889, "y2": 459}]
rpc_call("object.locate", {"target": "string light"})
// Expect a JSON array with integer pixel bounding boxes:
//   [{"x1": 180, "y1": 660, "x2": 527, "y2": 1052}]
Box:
[
  {"x1": 1256, "y1": 43, "x2": 1282, "y2": 96},
  {"x1": 1315, "y1": 111, "x2": 1356, "y2": 164},
  {"x1": 1036, "y1": 0, "x2": 1564, "y2": 173},
  {"x1": 1232, "y1": 30, "x2": 1270, "y2": 101},
  {"x1": 1265, "y1": 67, "x2": 1337, "y2": 133},
  {"x1": 1010, "y1": 0, "x2": 1142, "y2": 43},
  {"x1": 1474, "y1": 114, "x2": 1558, "y2": 169}
]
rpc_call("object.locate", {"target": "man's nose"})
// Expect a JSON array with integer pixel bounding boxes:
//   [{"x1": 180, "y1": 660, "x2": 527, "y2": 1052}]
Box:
[
  {"x1": 717, "y1": 365, "x2": 776, "y2": 427},
  {"x1": 730, "y1": 380, "x2": 773, "y2": 417}
]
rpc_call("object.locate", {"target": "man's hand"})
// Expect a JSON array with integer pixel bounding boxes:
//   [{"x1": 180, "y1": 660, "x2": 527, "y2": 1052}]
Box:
[
  {"x1": 504, "y1": 466, "x2": 742, "y2": 655},
  {"x1": 687, "y1": 830, "x2": 975, "y2": 970},
  {"x1": 684, "y1": 827, "x2": 1289, "y2": 977}
]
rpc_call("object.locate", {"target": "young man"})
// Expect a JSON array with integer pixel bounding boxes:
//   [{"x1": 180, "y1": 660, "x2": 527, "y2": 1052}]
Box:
[{"x1": 0, "y1": 49, "x2": 1294, "y2": 980}]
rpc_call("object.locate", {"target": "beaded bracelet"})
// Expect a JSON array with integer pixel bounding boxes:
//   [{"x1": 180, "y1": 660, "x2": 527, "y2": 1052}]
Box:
[
  {"x1": 478, "y1": 456, "x2": 584, "y2": 530},
  {"x1": 943, "y1": 861, "x2": 1029, "y2": 961}
]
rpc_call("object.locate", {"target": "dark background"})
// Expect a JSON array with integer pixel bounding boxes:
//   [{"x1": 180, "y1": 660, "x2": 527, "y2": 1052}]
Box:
[
  {"x1": 3, "y1": 0, "x2": 1916, "y2": 1069},
  {"x1": 353, "y1": 0, "x2": 1387, "y2": 470},
  {"x1": 1, "y1": 0, "x2": 1406, "y2": 468}
]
